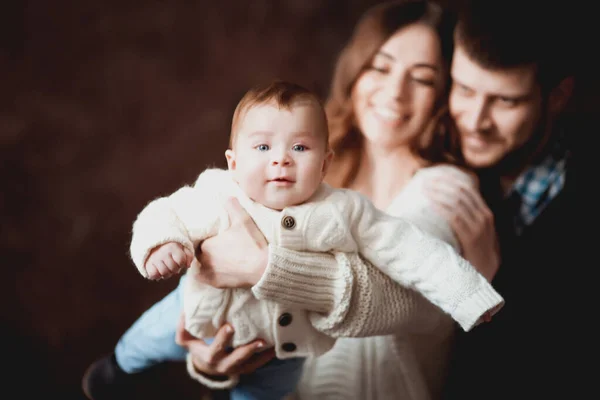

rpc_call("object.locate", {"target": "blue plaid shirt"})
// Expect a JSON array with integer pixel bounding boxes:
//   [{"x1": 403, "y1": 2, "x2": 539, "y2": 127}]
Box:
[{"x1": 507, "y1": 136, "x2": 570, "y2": 236}]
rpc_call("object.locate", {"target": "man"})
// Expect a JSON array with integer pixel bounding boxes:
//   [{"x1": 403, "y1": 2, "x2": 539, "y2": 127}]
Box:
[{"x1": 442, "y1": 1, "x2": 586, "y2": 398}]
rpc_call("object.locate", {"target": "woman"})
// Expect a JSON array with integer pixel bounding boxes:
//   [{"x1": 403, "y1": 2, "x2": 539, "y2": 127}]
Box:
[
  {"x1": 180, "y1": 1, "x2": 499, "y2": 399},
  {"x1": 82, "y1": 1, "x2": 499, "y2": 399}
]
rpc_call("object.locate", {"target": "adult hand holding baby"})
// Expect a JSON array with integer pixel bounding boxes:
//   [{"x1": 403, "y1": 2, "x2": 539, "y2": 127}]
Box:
[{"x1": 195, "y1": 197, "x2": 269, "y2": 289}]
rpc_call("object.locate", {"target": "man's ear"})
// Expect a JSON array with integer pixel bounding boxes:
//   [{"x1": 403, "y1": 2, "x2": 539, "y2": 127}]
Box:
[
  {"x1": 225, "y1": 149, "x2": 236, "y2": 171},
  {"x1": 321, "y1": 150, "x2": 334, "y2": 178},
  {"x1": 548, "y1": 76, "x2": 574, "y2": 115}
]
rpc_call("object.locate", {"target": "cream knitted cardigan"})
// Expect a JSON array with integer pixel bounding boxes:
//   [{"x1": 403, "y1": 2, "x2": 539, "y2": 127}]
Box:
[
  {"x1": 130, "y1": 166, "x2": 503, "y2": 391},
  {"x1": 250, "y1": 165, "x2": 497, "y2": 400}
]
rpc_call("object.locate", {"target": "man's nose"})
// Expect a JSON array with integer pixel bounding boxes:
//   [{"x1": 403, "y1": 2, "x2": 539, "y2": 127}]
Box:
[{"x1": 464, "y1": 99, "x2": 493, "y2": 132}]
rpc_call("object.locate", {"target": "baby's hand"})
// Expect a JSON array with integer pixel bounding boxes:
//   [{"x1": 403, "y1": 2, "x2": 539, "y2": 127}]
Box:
[{"x1": 144, "y1": 242, "x2": 194, "y2": 280}]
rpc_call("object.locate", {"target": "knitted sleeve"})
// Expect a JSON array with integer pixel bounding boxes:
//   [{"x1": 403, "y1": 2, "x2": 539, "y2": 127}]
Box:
[
  {"x1": 344, "y1": 190, "x2": 503, "y2": 332},
  {"x1": 129, "y1": 168, "x2": 226, "y2": 278},
  {"x1": 252, "y1": 245, "x2": 448, "y2": 336}
]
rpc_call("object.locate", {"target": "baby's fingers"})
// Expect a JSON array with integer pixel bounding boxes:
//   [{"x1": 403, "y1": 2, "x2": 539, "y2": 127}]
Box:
[
  {"x1": 145, "y1": 263, "x2": 160, "y2": 280},
  {"x1": 168, "y1": 247, "x2": 191, "y2": 272}
]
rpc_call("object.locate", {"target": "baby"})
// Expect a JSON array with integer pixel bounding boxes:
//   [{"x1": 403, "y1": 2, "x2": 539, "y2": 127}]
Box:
[{"x1": 129, "y1": 80, "x2": 504, "y2": 399}]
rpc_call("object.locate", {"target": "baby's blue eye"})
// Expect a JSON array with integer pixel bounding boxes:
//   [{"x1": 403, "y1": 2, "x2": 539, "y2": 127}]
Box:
[
  {"x1": 292, "y1": 144, "x2": 306, "y2": 152},
  {"x1": 256, "y1": 144, "x2": 269, "y2": 151}
]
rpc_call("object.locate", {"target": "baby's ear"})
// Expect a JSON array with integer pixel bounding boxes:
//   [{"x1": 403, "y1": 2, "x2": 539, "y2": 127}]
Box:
[
  {"x1": 225, "y1": 149, "x2": 236, "y2": 171},
  {"x1": 321, "y1": 150, "x2": 334, "y2": 177}
]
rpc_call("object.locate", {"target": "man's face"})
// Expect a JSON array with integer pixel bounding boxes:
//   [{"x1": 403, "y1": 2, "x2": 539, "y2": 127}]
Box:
[{"x1": 449, "y1": 44, "x2": 544, "y2": 169}]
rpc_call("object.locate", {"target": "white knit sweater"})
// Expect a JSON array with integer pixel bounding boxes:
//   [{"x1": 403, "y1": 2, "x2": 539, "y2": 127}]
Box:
[
  {"x1": 250, "y1": 165, "x2": 498, "y2": 400},
  {"x1": 129, "y1": 166, "x2": 503, "y2": 391}
]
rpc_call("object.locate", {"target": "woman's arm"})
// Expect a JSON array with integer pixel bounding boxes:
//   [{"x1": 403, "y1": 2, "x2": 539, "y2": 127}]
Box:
[
  {"x1": 258, "y1": 246, "x2": 448, "y2": 337},
  {"x1": 196, "y1": 198, "x2": 447, "y2": 337},
  {"x1": 129, "y1": 169, "x2": 226, "y2": 278}
]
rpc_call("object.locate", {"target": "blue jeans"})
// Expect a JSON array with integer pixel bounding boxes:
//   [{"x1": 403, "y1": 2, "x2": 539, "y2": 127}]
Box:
[{"x1": 115, "y1": 275, "x2": 305, "y2": 400}]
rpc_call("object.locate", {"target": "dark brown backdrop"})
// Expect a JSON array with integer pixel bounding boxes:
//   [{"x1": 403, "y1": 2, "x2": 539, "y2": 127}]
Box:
[{"x1": 1, "y1": 0, "x2": 596, "y2": 398}]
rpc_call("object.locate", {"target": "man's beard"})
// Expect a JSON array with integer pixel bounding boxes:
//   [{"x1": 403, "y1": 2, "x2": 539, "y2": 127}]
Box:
[{"x1": 467, "y1": 110, "x2": 552, "y2": 180}]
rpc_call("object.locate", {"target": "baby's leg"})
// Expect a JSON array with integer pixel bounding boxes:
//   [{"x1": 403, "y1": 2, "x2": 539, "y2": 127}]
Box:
[
  {"x1": 115, "y1": 275, "x2": 188, "y2": 373},
  {"x1": 230, "y1": 357, "x2": 305, "y2": 400}
]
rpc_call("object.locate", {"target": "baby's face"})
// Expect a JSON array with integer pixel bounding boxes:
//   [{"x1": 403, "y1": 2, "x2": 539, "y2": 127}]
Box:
[{"x1": 226, "y1": 101, "x2": 331, "y2": 210}]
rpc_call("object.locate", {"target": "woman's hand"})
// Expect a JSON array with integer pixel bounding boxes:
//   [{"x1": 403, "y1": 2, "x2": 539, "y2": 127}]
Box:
[
  {"x1": 175, "y1": 313, "x2": 275, "y2": 377},
  {"x1": 195, "y1": 197, "x2": 269, "y2": 288},
  {"x1": 423, "y1": 171, "x2": 500, "y2": 282}
]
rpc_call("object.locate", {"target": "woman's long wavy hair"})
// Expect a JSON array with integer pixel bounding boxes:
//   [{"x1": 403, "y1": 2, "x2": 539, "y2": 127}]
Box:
[{"x1": 324, "y1": 0, "x2": 463, "y2": 188}]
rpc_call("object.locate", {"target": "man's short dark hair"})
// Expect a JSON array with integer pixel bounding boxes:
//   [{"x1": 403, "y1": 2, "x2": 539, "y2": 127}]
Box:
[{"x1": 454, "y1": 0, "x2": 571, "y2": 92}]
